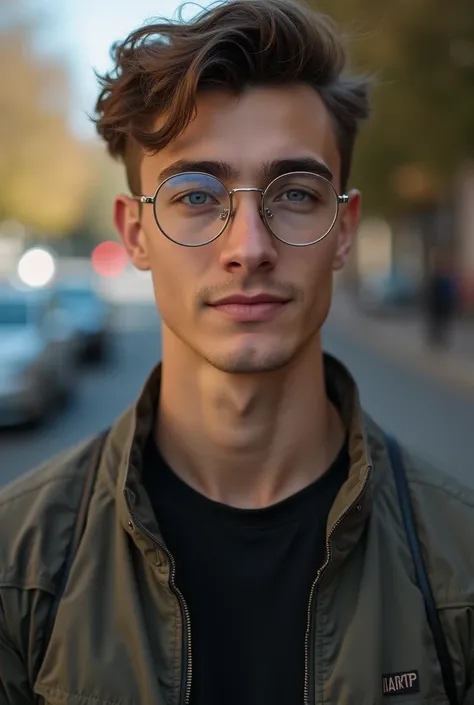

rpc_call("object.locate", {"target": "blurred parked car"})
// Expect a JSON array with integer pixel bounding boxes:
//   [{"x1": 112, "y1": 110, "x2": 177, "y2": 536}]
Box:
[
  {"x1": 358, "y1": 272, "x2": 421, "y2": 316},
  {"x1": 55, "y1": 280, "x2": 114, "y2": 362},
  {"x1": 0, "y1": 284, "x2": 78, "y2": 427}
]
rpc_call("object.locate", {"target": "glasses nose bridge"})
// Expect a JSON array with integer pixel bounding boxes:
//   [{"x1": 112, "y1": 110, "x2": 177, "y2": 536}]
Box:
[
  {"x1": 227, "y1": 186, "x2": 265, "y2": 218},
  {"x1": 229, "y1": 186, "x2": 265, "y2": 196}
]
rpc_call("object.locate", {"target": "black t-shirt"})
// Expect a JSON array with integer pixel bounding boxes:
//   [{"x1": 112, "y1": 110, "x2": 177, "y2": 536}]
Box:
[{"x1": 143, "y1": 435, "x2": 349, "y2": 705}]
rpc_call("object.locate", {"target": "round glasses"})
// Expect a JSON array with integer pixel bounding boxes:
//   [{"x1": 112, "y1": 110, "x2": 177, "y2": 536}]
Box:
[{"x1": 136, "y1": 171, "x2": 349, "y2": 247}]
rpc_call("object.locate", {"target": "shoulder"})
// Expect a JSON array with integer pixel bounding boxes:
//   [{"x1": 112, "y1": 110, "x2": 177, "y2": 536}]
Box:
[
  {"x1": 366, "y1": 415, "x2": 474, "y2": 608},
  {"x1": 404, "y1": 448, "x2": 474, "y2": 511},
  {"x1": 0, "y1": 435, "x2": 100, "y2": 594},
  {"x1": 402, "y1": 449, "x2": 474, "y2": 607}
]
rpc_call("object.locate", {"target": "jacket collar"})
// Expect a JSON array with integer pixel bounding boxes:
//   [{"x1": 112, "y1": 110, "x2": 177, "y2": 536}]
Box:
[{"x1": 105, "y1": 354, "x2": 374, "y2": 550}]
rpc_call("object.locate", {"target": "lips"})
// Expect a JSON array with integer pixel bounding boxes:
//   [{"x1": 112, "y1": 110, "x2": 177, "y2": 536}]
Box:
[
  {"x1": 209, "y1": 293, "x2": 289, "y2": 306},
  {"x1": 208, "y1": 293, "x2": 290, "y2": 322}
]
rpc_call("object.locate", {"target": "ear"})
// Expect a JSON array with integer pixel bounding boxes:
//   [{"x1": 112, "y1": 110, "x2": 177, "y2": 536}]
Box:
[
  {"x1": 333, "y1": 189, "x2": 361, "y2": 271},
  {"x1": 114, "y1": 194, "x2": 151, "y2": 271}
]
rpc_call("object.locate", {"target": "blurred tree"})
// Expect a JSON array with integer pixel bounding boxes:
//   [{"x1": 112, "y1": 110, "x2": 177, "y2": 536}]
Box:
[
  {"x1": 317, "y1": 0, "x2": 474, "y2": 216},
  {"x1": 68, "y1": 145, "x2": 128, "y2": 251},
  {"x1": 0, "y1": 0, "x2": 92, "y2": 235}
]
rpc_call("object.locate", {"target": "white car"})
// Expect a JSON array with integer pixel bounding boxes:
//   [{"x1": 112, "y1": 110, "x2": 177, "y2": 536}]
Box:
[
  {"x1": 55, "y1": 280, "x2": 114, "y2": 363},
  {"x1": 0, "y1": 284, "x2": 78, "y2": 426}
]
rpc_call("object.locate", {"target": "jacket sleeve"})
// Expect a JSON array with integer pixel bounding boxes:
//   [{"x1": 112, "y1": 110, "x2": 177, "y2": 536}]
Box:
[
  {"x1": 464, "y1": 640, "x2": 474, "y2": 704},
  {"x1": 463, "y1": 687, "x2": 474, "y2": 704},
  {"x1": 0, "y1": 626, "x2": 34, "y2": 704},
  {"x1": 0, "y1": 587, "x2": 53, "y2": 704}
]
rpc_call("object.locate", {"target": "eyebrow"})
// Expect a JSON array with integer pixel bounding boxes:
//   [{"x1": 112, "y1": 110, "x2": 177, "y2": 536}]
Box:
[
  {"x1": 158, "y1": 160, "x2": 238, "y2": 182},
  {"x1": 262, "y1": 158, "x2": 333, "y2": 182},
  {"x1": 158, "y1": 157, "x2": 333, "y2": 184}
]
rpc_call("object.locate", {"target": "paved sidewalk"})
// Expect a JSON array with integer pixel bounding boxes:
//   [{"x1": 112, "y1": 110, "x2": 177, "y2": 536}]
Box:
[{"x1": 327, "y1": 289, "x2": 474, "y2": 399}]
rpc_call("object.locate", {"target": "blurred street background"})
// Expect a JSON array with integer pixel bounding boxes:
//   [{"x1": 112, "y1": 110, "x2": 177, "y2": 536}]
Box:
[{"x1": 1, "y1": 0, "x2": 473, "y2": 486}]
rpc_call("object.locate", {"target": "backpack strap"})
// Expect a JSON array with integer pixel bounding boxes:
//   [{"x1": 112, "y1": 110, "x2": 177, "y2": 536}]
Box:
[
  {"x1": 42, "y1": 428, "x2": 110, "y2": 650},
  {"x1": 385, "y1": 433, "x2": 459, "y2": 705}
]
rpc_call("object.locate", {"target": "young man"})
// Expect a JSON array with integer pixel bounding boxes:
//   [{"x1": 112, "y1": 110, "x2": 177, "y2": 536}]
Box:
[{"x1": 1, "y1": 1, "x2": 473, "y2": 703}]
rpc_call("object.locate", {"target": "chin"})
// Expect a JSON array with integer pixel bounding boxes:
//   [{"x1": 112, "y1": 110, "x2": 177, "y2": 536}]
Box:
[{"x1": 203, "y1": 343, "x2": 295, "y2": 374}]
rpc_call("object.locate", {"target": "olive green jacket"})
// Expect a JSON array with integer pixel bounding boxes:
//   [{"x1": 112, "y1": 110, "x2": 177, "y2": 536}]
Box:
[{"x1": 1, "y1": 356, "x2": 474, "y2": 705}]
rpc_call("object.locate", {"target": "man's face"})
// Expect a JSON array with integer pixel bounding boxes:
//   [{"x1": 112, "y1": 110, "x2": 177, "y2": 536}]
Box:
[{"x1": 115, "y1": 84, "x2": 360, "y2": 373}]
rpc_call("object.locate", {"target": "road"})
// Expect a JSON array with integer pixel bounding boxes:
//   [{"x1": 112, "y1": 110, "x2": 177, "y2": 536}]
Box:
[
  {"x1": 0, "y1": 304, "x2": 161, "y2": 486},
  {"x1": 323, "y1": 326, "x2": 474, "y2": 482},
  {"x1": 1, "y1": 301, "x2": 473, "y2": 487}
]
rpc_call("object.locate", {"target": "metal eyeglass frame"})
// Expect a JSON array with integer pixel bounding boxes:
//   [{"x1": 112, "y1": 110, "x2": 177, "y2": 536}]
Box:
[{"x1": 133, "y1": 170, "x2": 350, "y2": 248}]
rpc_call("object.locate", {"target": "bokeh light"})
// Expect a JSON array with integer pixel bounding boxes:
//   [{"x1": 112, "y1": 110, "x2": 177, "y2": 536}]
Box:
[
  {"x1": 17, "y1": 247, "x2": 56, "y2": 288},
  {"x1": 91, "y1": 241, "x2": 128, "y2": 278}
]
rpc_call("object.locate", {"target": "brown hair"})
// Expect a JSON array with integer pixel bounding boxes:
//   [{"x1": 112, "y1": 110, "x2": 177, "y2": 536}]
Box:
[{"x1": 94, "y1": 0, "x2": 371, "y2": 193}]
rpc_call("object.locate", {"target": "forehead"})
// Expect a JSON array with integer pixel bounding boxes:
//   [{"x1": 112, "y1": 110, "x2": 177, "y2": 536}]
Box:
[{"x1": 141, "y1": 84, "x2": 341, "y2": 185}]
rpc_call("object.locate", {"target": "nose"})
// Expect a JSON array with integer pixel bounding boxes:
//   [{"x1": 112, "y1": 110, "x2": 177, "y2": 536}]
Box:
[{"x1": 218, "y1": 191, "x2": 278, "y2": 274}]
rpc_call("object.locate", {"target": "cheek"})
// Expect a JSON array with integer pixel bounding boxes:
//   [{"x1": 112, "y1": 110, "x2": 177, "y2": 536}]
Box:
[
  {"x1": 297, "y1": 240, "x2": 336, "y2": 291},
  {"x1": 149, "y1": 252, "x2": 185, "y2": 320},
  {"x1": 294, "y1": 245, "x2": 335, "y2": 319},
  {"x1": 145, "y1": 236, "x2": 209, "y2": 323},
  {"x1": 142, "y1": 231, "x2": 180, "y2": 313}
]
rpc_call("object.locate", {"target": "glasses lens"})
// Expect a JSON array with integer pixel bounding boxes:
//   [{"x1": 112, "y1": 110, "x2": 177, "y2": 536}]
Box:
[
  {"x1": 263, "y1": 173, "x2": 338, "y2": 245},
  {"x1": 154, "y1": 173, "x2": 230, "y2": 246}
]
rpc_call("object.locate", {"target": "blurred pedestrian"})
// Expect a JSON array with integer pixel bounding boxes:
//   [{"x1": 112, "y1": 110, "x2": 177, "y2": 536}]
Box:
[
  {"x1": 0, "y1": 2, "x2": 472, "y2": 704},
  {"x1": 425, "y1": 249, "x2": 459, "y2": 348}
]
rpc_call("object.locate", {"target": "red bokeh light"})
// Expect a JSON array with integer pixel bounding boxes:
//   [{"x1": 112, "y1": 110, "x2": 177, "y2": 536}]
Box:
[{"x1": 91, "y1": 241, "x2": 128, "y2": 278}]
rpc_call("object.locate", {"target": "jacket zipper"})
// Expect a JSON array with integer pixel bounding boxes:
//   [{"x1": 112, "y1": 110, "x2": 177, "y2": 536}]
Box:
[
  {"x1": 303, "y1": 474, "x2": 370, "y2": 705},
  {"x1": 127, "y1": 507, "x2": 193, "y2": 705},
  {"x1": 128, "y1": 466, "x2": 369, "y2": 705}
]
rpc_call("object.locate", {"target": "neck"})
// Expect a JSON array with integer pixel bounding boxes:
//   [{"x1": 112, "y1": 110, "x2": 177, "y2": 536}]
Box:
[{"x1": 156, "y1": 330, "x2": 345, "y2": 509}]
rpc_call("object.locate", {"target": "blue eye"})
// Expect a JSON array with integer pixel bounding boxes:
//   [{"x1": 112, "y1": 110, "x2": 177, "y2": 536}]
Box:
[
  {"x1": 182, "y1": 191, "x2": 214, "y2": 205},
  {"x1": 284, "y1": 189, "x2": 308, "y2": 202}
]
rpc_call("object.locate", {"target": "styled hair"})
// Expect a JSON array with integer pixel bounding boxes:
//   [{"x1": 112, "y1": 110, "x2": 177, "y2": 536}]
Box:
[{"x1": 94, "y1": 0, "x2": 371, "y2": 193}]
